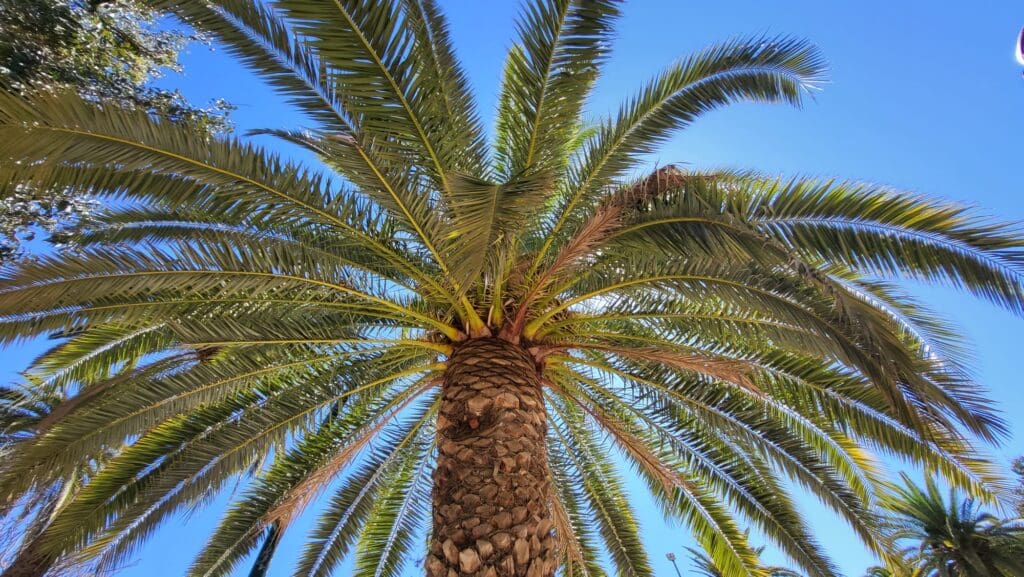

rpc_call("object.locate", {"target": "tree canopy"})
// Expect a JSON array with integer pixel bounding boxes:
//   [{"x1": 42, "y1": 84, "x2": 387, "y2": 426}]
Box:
[
  {"x1": 0, "y1": 2, "x2": 1022, "y2": 577},
  {"x1": 0, "y1": 0, "x2": 230, "y2": 262}
]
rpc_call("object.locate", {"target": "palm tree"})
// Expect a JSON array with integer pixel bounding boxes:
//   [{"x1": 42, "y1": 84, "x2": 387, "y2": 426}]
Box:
[
  {"x1": 687, "y1": 546, "x2": 803, "y2": 577},
  {"x1": 0, "y1": 1, "x2": 1021, "y2": 576},
  {"x1": 1012, "y1": 456, "x2": 1024, "y2": 516},
  {"x1": 877, "y1": 475, "x2": 1024, "y2": 577}
]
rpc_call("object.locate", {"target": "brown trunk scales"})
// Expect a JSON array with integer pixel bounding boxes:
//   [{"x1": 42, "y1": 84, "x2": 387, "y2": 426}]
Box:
[{"x1": 427, "y1": 338, "x2": 557, "y2": 577}]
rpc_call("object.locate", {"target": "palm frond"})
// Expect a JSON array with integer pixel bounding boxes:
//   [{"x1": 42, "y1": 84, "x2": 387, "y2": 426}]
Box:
[
  {"x1": 494, "y1": 0, "x2": 622, "y2": 179},
  {"x1": 532, "y1": 36, "x2": 826, "y2": 273},
  {"x1": 550, "y1": 371, "x2": 839, "y2": 577},
  {"x1": 271, "y1": 0, "x2": 478, "y2": 191},
  {"x1": 189, "y1": 386, "x2": 438, "y2": 577},
  {"x1": 546, "y1": 392, "x2": 653, "y2": 577},
  {"x1": 746, "y1": 176, "x2": 1024, "y2": 314},
  {"x1": 293, "y1": 395, "x2": 437, "y2": 577},
  {"x1": 351, "y1": 429, "x2": 433, "y2": 577},
  {"x1": 548, "y1": 448, "x2": 606, "y2": 577}
]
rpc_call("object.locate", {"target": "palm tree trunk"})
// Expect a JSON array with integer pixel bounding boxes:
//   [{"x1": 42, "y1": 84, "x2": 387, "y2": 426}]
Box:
[{"x1": 427, "y1": 338, "x2": 557, "y2": 577}]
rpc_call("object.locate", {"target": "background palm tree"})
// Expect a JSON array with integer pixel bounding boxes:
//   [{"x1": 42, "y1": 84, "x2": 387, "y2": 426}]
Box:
[
  {"x1": 686, "y1": 546, "x2": 803, "y2": 577},
  {"x1": 0, "y1": 1, "x2": 1023, "y2": 576},
  {"x1": 1012, "y1": 456, "x2": 1024, "y2": 516},
  {"x1": 862, "y1": 567, "x2": 902, "y2": 577},
  {"x1": 875, "y1": 474, "x2": 1024, "y2": 577}
]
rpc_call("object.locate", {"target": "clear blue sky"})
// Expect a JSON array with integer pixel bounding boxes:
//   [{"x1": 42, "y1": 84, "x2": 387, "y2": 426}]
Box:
[{"x1": 3, "y1": 1, "x2": 1023, "y2": 575}]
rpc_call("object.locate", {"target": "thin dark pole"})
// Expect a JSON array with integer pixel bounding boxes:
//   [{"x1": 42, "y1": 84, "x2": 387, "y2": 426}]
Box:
[
  {"x1": 667, "y1": 553, "x2": 684, "y2": 577},
  {"x1": 247, "y1": 520, "x2": 283, "y2": 577}
]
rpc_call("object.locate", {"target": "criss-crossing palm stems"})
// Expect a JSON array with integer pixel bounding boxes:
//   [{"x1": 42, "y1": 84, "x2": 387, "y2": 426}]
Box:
[{"x1": 0, "y1": 1, "x2": 1022, "y2": 577}]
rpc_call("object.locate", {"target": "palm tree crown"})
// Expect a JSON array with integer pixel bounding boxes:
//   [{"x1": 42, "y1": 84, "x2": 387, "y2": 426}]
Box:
[
  {"x1": 1, "y1": 1, "x2": 1023, "y2": 576},
  {"x1": 877, "y1": 475, "x2": 1024, "y2": 577}
]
